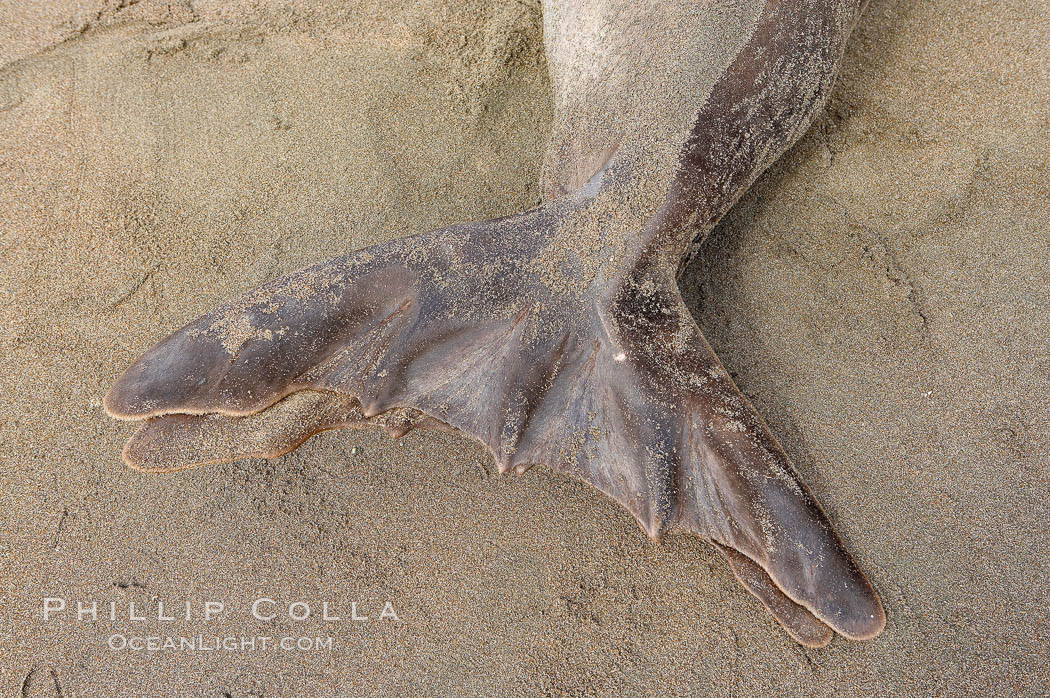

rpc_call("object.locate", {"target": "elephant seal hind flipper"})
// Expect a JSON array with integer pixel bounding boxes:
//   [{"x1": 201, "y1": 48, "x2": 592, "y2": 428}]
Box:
[{"x1": 106, "y1": 0, "x2": 885, "y2": 646}]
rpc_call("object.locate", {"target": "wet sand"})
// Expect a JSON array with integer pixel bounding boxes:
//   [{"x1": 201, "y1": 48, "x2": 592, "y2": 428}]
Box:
[{"x1": 1, "y1": 1, "x2": 1047, "y2": 695}]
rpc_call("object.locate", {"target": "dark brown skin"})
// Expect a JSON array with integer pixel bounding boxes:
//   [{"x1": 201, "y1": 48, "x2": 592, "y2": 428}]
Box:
[{"x1": 106, "y1": 0, "x2": 885, "y2": 647}]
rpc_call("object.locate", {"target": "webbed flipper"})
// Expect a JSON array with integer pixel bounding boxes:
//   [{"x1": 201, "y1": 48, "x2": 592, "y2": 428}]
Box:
[{"x1": 106, "y1": 202, "x2": 883, "y2": 645}]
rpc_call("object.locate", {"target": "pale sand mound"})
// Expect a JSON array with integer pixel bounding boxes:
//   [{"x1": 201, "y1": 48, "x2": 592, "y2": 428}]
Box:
[{"x1": 1, "y1": 1, "x2": 1047, "y2": 695}]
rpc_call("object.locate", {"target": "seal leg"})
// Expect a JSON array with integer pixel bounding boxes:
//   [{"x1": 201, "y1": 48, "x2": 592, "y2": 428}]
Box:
[{"x1": 105, "y1": 200, "x2": 883, "y2": 645}]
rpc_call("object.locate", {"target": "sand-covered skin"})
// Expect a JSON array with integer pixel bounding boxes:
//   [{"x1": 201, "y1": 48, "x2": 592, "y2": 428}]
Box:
[{"x1": 1, "y1": 0, "x2": 1047, "y2": 695}]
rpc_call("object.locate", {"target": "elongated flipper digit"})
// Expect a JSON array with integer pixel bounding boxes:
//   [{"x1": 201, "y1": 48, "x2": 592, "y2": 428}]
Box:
[
  {"x1": 714, "y1": 543, "x2": 833, "y2": 648},
  {"x1": 122, "y1": 391, "x2": 449, "y2": 472}
]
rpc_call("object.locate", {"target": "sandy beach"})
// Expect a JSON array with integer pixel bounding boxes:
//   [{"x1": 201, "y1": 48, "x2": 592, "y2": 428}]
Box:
[{"x1": 1, "y1": 0, "x2": 1048, "y2": 695}]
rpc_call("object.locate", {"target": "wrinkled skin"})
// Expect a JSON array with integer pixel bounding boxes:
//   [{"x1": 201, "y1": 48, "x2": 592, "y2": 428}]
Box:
[{"x1": 107, "y1": 0, "x2": 885, "y2": 647}]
